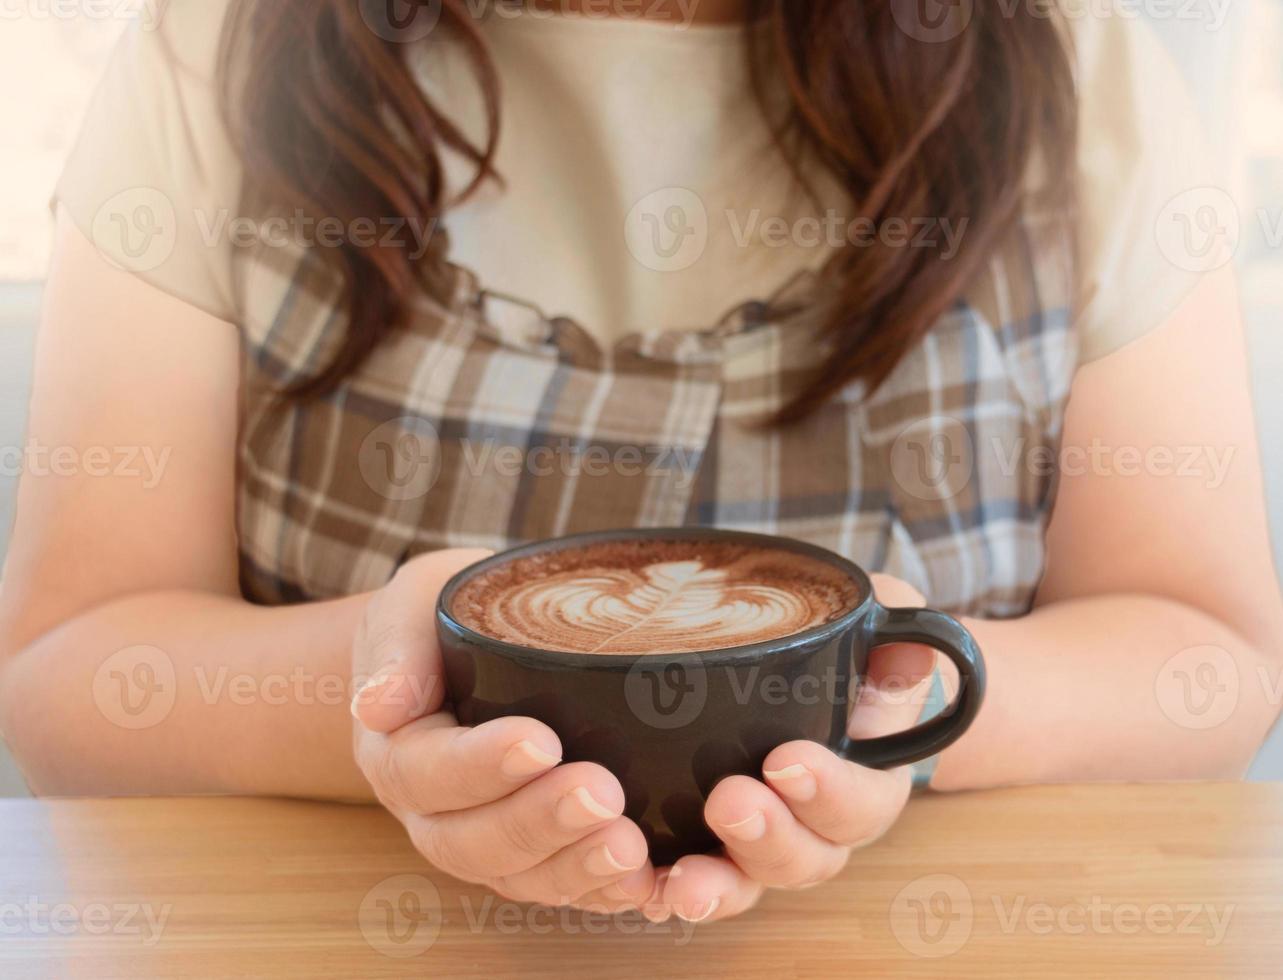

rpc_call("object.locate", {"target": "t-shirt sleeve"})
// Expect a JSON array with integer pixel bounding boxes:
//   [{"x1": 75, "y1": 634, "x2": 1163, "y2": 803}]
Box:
[
  {"x1": 53, "y1": 0, "x2": 241, "y2": 323},
  {"x1": 1072, "y1": 12, "x2": 1225, "y2": 363}
]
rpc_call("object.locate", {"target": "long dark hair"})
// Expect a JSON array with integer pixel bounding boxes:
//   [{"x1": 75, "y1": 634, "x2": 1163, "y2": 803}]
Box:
[{"x1": 218, "y1": 0, "x2": 1076, "y2": 421}]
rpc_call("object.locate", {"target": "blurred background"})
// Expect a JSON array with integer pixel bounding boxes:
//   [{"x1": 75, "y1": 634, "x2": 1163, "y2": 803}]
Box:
[{"x1": 0, "y1": 2, "x2": 1280, "y2": 792}]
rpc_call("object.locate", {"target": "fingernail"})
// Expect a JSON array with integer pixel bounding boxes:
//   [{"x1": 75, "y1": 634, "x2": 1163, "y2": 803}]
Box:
[
  {"x1": 584, "y1": 844, "x2": 639, "y2": 877},
  {"x1": 605, "y1": 867, "x2": 652, "y2": 902},
  {"x1": 676, "y1": 897, "x2": 720, "y2": 923},
  {"x1": 349, "y1": 663, "x2": 402, "y2": 718},
  {"x1": 501, "y1": 740, "x2": 561, "y2": 778},
  {"x1": 556, "y1": 786, "x2": 619, "y2": 829},
  {"x1": 718, "y1": 810, "x2": 766, "y2": 842},
  {"x1": 641, "y1": 870, "x2": 672, "y2": 923},
  {"x1": 764, "y1": 763, "x2": 818, "y2": 802}
]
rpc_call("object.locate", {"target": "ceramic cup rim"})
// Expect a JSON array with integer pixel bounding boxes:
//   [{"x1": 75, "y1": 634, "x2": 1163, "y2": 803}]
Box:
[{"x1": 435, "y1": 527, "x2": 875, "y2": 669}]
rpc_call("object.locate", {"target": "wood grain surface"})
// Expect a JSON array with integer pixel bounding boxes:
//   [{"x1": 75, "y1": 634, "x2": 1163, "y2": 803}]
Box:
[{"x1": 1, "y1": 784, "x2": 1280, "y2": 978}]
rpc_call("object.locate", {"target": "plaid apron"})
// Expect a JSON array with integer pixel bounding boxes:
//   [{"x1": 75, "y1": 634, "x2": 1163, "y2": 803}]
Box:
[{"x1": 234, "y1": 211, "x2": 1076, "y2": 619}]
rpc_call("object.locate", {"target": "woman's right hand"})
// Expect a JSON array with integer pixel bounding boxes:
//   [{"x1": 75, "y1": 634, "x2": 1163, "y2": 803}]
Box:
[{"x1": 350, "y1": 549, "x2": 657, "y2": 912}]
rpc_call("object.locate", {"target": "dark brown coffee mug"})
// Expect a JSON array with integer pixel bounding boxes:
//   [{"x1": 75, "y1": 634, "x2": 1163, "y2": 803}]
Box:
[{"x1": 436, "y1": 527, "x2": 985, "y2": 865}]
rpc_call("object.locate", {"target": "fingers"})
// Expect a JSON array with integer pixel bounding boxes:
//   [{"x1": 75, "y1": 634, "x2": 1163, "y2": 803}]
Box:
[
  {"x1": 703, "y1": 775, "x2": 850, "y2": 890},
  {"x1": 361, "y1": 566, "x2": 928, "y2": 919},
  {"x1": 848, "y1": 641, "x2": 937, "y2": 741},
  {"x1": 490, "y1": 818, "x2": 655, "y2": 908},
  {"x1": 856, "y1": 572, "x2": 938, "y2": 740},
  {"x1": 357, "y1": 714, "x2": 563, "y2": 816},
  {"x1": 762, "y1": 740, "x2": 911, "y2": 848},
  {"x1": 352, "y1": 548, "x2": 492, "y2": 732},
  {"x1": 869, "y1": 572, "x2": 925, "y2": 608},
  {"x1": 655, "y1": 855, "x2": 765, "y2": 924},
  {"x1": 406, "y1": 762, "x2": 627, "y2": 880},
  {"x1": 576, "y1": 864, "x2": 663, "y2": 916},
  {"x1": 350, "y1": 660, "x2": 449, "y2": 734}
]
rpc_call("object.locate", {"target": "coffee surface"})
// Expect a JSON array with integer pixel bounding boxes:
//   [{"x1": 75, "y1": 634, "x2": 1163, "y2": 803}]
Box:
[{"x1": 450, "y1": 539, "x2": 862, "y2": 654}]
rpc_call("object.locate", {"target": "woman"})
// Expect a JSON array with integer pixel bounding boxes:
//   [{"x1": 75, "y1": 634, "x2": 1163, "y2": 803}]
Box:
[{"x1": 1, "y1": 0, "x2": 1278, "y2": 924}]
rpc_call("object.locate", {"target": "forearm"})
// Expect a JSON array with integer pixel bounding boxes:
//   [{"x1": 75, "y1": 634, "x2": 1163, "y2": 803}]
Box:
[
  {"x1": 0, "y1": 589, "x2": 374, "y2": 800},
  {"x1": 932, "y1": 594, "x2": 1279, "y2": 790}
]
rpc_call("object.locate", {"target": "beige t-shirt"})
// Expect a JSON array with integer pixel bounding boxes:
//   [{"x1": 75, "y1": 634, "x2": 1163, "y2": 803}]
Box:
[{"x1": 56, "y1": 0, "x2": 1217, "y2": 362}]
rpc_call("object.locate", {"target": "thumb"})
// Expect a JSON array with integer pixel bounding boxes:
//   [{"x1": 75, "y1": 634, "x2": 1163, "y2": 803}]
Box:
[{"x1": 351, "y1": 548, "x2": 492, "y2": 734}]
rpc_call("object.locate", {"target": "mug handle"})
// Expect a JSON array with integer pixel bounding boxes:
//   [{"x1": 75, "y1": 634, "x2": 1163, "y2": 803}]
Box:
[{"x1": 834, "y1": 605, "x2": 987, "y2": 769}]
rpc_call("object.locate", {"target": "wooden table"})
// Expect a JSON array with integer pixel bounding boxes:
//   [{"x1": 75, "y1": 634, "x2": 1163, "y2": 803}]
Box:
[{"x1": 1, "y1": 784, "x2": 1280, "y2": 978}]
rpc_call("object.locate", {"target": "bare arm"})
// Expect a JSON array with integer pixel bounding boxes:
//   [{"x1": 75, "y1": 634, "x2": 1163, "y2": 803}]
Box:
[
  {"x1": 0, "y1": 213, "x2": 370, "y2": 799},
  {"x1": 0, "y1": 217, "x2": 654, "y2": 912},
  {"x1": 933, "y1": 267, "x2": 1283, "y2": 788},
  {"x1": 0, "y1": 208, "x2": 665, "y2": 926}
]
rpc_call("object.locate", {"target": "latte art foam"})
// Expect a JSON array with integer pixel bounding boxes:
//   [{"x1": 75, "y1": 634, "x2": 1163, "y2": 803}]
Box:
[{"x1": 450, "y1": 539, "x2": 862, "y2": 654}]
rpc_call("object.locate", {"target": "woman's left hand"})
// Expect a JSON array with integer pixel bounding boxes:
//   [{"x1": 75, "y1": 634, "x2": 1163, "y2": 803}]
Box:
[{"x1": 642, "y1": 574, "x2": 937, "y2": 923}]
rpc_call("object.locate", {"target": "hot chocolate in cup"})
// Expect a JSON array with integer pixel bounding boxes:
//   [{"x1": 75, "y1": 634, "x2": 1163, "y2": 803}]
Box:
[
  {"x1": 437, "y1": 528, "x2": 986, "y2": 865},
  {"x1": 449, "y1": 537, "x2": 863, "y2": 655}
]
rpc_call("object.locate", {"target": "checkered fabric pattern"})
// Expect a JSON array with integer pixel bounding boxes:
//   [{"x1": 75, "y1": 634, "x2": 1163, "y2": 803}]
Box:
[{"x1": 235, "y1": 214, "x2": 1076, "y2": 618}]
